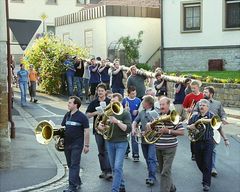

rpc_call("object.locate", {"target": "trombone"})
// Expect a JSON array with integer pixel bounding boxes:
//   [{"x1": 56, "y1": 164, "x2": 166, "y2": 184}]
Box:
[{"x1": 143, "y1": 110, "x2": 180, "y2": 144}]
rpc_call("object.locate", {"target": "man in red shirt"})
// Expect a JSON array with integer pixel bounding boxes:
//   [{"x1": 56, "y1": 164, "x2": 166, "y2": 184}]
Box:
[{"x1": 183, "y1": 80, "x2": 203, "y2": 161}]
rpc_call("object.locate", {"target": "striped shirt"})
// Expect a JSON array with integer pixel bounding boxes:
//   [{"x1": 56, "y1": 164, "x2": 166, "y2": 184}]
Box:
[
  {"x1": 188, "y1": 111, "x2": 214, "y2": 141},
  {"x1": 155, "y1": 111, "x2": 184, "y2": 149}
]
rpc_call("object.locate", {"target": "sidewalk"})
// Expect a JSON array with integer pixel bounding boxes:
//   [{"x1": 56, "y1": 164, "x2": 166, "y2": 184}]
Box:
[
  {"x1": 224, "y1": 107, "x2": 240, "y2": 119},
  {"x1": 0, "y1": 102, "x2": 65, "y2": 192}
]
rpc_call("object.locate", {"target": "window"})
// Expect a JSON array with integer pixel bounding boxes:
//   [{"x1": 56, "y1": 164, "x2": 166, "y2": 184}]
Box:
[
  {"x1": 225, "y1": 0, "x2": 240, "y2": 29},
  {"x1": 63, "y1": 33, "x2": 70, "y2": 42},
  {"x1": 76, "y1": 0, "x2": 87, "y2": 5},
  {"x1": 46, "y1": 0, "x2": 57, "y2": 5},
  {"x1": 85, "y1": 30, "x2": 93, "y2": 48},
  {"x1": 46, "y1": 26, "x2": 55, "y2": 35},
  {"x1": 182, "y1": 2, "x2": 201, "y2": 32}
]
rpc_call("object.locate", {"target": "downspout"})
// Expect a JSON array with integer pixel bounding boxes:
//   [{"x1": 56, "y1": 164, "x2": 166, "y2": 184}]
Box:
[
  {"x1": 160, "y1": 0, "x2": 164, "y2": 71},
  {"x1": 5, "y1": 0, "x2": 15, "y2": 138}
]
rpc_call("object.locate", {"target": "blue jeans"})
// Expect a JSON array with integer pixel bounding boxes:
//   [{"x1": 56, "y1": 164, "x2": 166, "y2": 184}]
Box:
[
  {"x1": 212, "y1": 144, "x2": 216, "y2": 170},
  {"x1": 95, "y1": 133, "x2": 112, "y2": 173},
  {"x1": 106, "y1": 141, "x2": 128, "y2": 192},
  {"x1": 66, "y1": 73, "x2": 74, "y2": 96},
  {"x1": 19, "y1": 81, "x2": 28, "y2": 106},
  {"x1": 141, "y1": 143, "x2": 157, "y2": 180},
  {"x1": 83, "y1": 78, "x2": 89, "y2": 99},
  {"x1": 112, "y1": 88, "x2": 124, "y2": 97},
  {"x1": 64, "y1": 144, "x2": 83, "y2": 189},
  {"x1": 194, "y1": 140, "x2": 214, "y2": 187},
  {"x1": 74, "y1": 76, "x2": 83, "y2": 97},
  {"x1": 131, "y1": 134, "x2": 139, "y2": 158}
]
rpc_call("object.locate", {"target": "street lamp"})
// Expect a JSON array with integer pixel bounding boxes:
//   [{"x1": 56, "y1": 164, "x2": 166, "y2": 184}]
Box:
[{"x1": 40, "y1": 13, "x2": 48, "y2": 35}]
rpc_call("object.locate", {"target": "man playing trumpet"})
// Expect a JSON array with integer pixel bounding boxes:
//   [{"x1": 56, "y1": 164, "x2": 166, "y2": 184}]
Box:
[
  {"x1": 146, "y1": 97, "x2": 184, "y2": 192},
  {"x1": 98, "y1": 93, "x2": 132, "y2": 192},
  {"x1": 188, "y1": 99, "x2": 216, "y2": 192}
]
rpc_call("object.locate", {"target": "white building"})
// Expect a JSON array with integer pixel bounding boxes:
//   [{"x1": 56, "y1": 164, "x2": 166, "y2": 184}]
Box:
[
  {"x1": 9, "y1": 0, "x2": 94, "y2": 63},
  {"x1": 161, "y1": 0, "x2": 240, "y2": 71},
  {"x1": 55, "y1": 1, "x2": 161, "y2": 65}
]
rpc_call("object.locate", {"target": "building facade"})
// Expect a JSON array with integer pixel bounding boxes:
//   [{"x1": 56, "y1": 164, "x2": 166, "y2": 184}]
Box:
[
  {"x1": 161, "y1": 0, "x2": 240, "y2": 71},
  {"x1": 9, "y1": 0, "x2": 88, "y2": 63},
  {"x1": 55, "y1": 3, "x2": 161, "y2": 65}
]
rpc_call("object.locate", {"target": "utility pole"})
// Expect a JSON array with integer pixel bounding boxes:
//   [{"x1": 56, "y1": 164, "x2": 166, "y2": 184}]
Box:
[{"x1": 0, "y1": 0, "x2": 11, "y2": 168}]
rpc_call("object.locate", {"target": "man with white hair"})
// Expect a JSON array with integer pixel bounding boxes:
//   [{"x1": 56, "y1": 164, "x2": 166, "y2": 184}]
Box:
[
  {"x1": 188, "y1": 99, "x2": 215, "y2": 192},
  {"x1": 147, "y1": 97, "x2": 184, "y2": 192}
]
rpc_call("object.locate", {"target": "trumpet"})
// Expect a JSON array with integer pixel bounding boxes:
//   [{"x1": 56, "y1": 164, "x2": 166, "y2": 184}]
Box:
[
  {"x1": 188, "y1": 115, "x2": 222, "y2": 142},
  {"x1": 95, "y1": 101, "x2": 123, "y2": 140},
  {"x1": 35, "y1": 120, "x2": 65, "y2": 151},
  {"x1": 143, "y1": 110, "x2": 180, "y2": 144}
]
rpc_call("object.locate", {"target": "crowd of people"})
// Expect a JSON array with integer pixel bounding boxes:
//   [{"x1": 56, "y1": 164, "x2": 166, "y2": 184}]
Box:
[
  {"x1": 58, "y1": 57, "x2": 230, "y2": 192},
  {"x1": 14, "y1": 55, "x2": 230, "y2": 192}
]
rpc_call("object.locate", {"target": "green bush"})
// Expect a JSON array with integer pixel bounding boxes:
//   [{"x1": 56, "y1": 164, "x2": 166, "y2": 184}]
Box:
[
  {"x1": 22, "y1": 35, "x2": 88, "y2": 94},
  {"x1": 137, "y1": 63, "x2": 152, "y2": 71}
]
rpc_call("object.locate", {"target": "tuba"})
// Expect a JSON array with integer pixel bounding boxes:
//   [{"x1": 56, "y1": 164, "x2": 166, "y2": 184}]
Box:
[
  {"x1": 95, "y1": 101, "x2": 123, "y2": 140},
  {"x1": 188, "y1": 115, "x2": 222, "y2": 142},
  {"x1": 143, "y1": 110, "x2": 180, "y2": 144},
  {"x1": 35, "y1": 120, "x2": 65, "y2": 151}
]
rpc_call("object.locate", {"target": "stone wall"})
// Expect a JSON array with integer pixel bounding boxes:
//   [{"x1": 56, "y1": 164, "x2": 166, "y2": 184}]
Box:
[
  {"x1": 167, "y1": 82, "x2": 240, "y2": 107},
  {"x1": 163, "y1": 47, "x2": 240, "y2": 71}
]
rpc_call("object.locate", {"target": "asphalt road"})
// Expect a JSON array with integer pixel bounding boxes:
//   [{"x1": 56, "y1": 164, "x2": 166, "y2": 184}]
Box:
[{"x1": 13, "y1": 91, "x2": 240, "y2": 192}]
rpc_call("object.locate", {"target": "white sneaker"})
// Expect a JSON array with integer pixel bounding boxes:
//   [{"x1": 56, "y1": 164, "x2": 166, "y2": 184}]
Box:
[{"x1": 211, "y1": 168, "x2": 218, "y2": 177}]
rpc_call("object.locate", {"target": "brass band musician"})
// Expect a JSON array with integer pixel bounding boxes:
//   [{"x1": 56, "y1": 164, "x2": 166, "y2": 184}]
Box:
[
  {"x1": 98, "y1": 93, "x2": 132, "y2": 192},
  {"x1": 146, "y1": 97, "x2": 184, "y2": 192},
  {"x1": 188, "y1": 99, "x2": 216, "y2": 192}
]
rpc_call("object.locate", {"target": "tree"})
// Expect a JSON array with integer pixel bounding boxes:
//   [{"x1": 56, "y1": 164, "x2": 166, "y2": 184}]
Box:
[
  {"x1": 22, "y1": 35, "x2": 88, "y2": 94},
  {"x1": 118, "y1": 31, "x2": 143, "y2": 66}
]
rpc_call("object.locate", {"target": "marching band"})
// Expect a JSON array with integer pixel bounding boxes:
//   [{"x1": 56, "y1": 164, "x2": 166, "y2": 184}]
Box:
[{"x1": 35, "y1": 56, "x2": 230, "y2": 192}]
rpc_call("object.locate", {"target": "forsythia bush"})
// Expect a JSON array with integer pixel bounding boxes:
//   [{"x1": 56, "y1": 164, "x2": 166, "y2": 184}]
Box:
[{"x1": 22, "y1": 35, "x2": 88, "y2": 94}]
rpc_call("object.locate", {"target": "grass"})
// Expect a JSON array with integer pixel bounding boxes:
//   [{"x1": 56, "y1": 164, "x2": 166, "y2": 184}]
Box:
[
  {"x1": 166, "y1": 71, "x2": 240, "y2": 83},
  {"x1": 176, "y1": 71, "x2": 240, "y2": 80}
]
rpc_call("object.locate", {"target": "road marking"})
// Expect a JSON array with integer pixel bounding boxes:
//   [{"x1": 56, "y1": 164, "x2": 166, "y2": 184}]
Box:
[
  {"x1": 38, "y1": 104, "x2": 57, "y2": 116},
  {"x1": 36, "y1": 115, "x2": 64, "y2": 118}
]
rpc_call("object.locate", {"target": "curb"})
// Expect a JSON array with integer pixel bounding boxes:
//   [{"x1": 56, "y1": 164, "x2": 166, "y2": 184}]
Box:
[
  {"x1": 9, "y1": 103, "x2": 66, "y2": 192},
  {"x1": 227, "y1": 114, "x2": 240, "y2": 120}
]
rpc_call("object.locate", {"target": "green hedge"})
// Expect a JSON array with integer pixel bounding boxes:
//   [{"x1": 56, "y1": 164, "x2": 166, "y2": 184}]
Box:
[{"x1": 22, "y1": 35, "x2": 88, "y2": 94}]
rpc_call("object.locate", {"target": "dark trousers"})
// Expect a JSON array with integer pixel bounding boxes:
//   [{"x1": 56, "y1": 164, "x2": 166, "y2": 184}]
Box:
[
  {"x1": 191, "y1": 141, "x2": 195, "y2": 155},
  {"x1": 194, "y1": 140, "x2": 214, "y2": 187},
  {"x1": 64, "y1": 145, "x2": 83, "y2": 189},
  {"x1": 95, "y1": 133, "x2": 112, "y2": 173},
  {"x1": 29, "y1": 81, "x2": 36, "y2": 98},
  {"x1": 112, "y1": 88, "x2": 124, "y2": 97}
]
